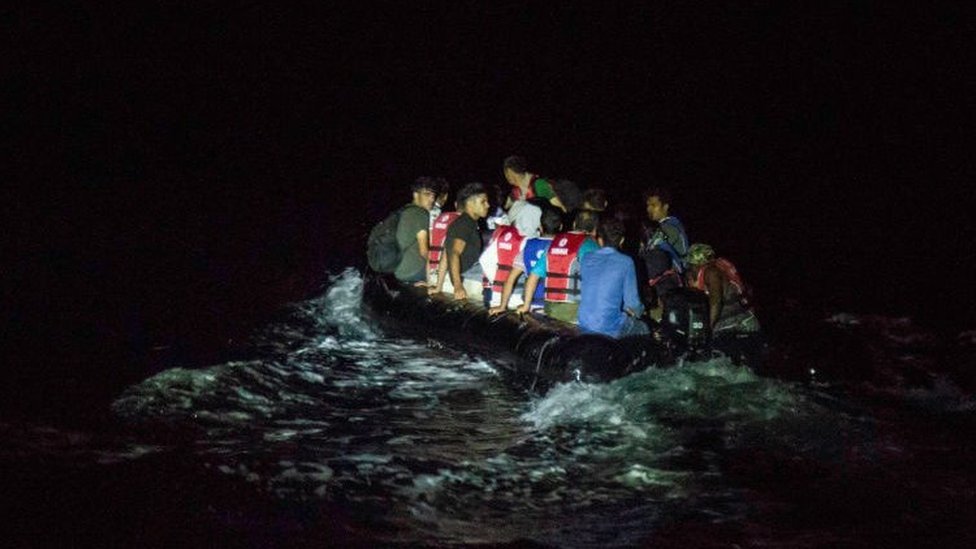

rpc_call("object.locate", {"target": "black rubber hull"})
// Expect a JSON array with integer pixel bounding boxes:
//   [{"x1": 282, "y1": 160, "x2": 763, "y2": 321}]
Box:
[{"x1": 362, "y1": 274, "x2": 671, "y2": 391}]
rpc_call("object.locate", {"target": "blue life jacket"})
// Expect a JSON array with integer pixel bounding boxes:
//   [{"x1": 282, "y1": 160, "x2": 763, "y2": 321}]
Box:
[
  {"x1": 523, "y1": 236, "x2": 552, "y2": 306},
  {"x1": 650, "y1": 216, "x2": 689, "y2": 274}
]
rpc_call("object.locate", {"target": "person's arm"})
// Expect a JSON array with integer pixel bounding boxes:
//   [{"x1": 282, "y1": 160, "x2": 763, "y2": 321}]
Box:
[
  {"x1": 489, "y1": 265, "x2": 524, "y2": 315},
  {"x1": 415, "y1": 229, "x2": 429, "y2": 260},
  {"x1": 703, "y1": 266, "x2": 724, "y2": 327},
  {"x1": 623, "y1": 261, "x2": 644, "y2": 318},
  {"x1": 449, "y1": 237, "x2": 467, "y2": 301},
  {"x1": 516, "y1": 273, "x2": 540, "y2": 314},
  {"x1": 429, "y1": 244, "x2": 450, "y2": 294},
  {"x1": 548, "y1": 196, "x2": 566, "y2": 212}
]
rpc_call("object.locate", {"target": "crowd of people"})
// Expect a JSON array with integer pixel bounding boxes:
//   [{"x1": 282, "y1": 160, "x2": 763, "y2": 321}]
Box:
[{"x1": 382, "y1": 156, "x2": 759, "y2": 340}]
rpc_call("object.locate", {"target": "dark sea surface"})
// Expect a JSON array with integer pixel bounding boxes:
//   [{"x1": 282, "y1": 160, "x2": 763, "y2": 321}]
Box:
[{"x1": 3, "y1": 267, "x2": 975, "y2": 548}]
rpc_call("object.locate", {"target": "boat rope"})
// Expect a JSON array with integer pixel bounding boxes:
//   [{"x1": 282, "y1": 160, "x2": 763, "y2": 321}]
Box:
[{"x1": 529, "y1": 336, "x2": 559, "y2": 393}]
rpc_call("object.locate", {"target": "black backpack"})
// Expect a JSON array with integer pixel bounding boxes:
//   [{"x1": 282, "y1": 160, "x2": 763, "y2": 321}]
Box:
[{"x1": 366, "y1": 206, "x2": 407, "y2": 273}]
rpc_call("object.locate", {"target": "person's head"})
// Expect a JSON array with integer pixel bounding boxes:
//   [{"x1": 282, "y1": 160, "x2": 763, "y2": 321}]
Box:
[
  {"x1": 686, "y1": 243, "x2": 716, "y2": 267},
  {"x1": 411, "y1": 177, "x2": 438, "y2": 211},
  {"x1": 596, "y1": 216, "x2": 625, "y2": 249},
  {"x1": 433, "y1": 178, "x2": 450, "y2": 208},
  {"x1": 456, "y1": 182, "x2": 490, "y2": 219},
  {"x1": 551, "y1": 179, "x2": 582, "y2": 212},
  {"x1": 643, "y1": 187, "x2": 673, "y2": 222},
  {"x1": 502, "y1": 155, "x2": 530, "y2": 187},
  {"x1": 572, "y1": 209, "x2": 599, "y2": 235},
  {"x1": 539, "y1": 207, "x2": 562, "y2": 236},
  {"x1": 582, "y1": 188, "x2": 608, "y2": 212}
]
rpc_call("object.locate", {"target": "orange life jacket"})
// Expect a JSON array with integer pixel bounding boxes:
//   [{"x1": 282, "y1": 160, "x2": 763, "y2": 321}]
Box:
[
  {"x1": 544, "y1": 232, "x2": 587, "y2": 303},
  {"x1": 428, "y1": 211, "x2": 460, "y2": 272}
]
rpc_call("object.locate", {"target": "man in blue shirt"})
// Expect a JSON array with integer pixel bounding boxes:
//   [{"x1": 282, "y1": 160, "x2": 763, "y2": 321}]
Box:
[{"x1": 579, "y1": 217, "x2": 649, "y2": 338}]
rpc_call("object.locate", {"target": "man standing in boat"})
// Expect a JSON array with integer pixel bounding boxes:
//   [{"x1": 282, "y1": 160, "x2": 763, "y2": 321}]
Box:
[
  {"x1": 502, "y1": 156, "x2": 581, "y2": 214},
  {"x1": 429, "y1": 182, "x2": 491, "y2": 302},
  {"x1": 578, "y1": 217, "x2": 648, "y2": 337},
  {"x1": 639, "y1": 187, "x2": 690, "y2": 318}
]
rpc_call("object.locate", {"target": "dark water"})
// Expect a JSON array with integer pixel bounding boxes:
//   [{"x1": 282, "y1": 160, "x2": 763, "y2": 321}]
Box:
[{"x1": 3, "y1": 269, "x2": 976, "y2": 547}]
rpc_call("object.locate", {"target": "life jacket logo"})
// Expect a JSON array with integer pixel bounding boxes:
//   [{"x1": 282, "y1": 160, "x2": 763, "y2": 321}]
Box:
[
  {"x1": 504, "y1": 232, "x2": 513, "y2": 242},
  {"x1": 435, "y1": 222, "x2": 448, "y2": 229},
  {"x1": 558, "y1": 238, "x2": 568, "y2": 247}
]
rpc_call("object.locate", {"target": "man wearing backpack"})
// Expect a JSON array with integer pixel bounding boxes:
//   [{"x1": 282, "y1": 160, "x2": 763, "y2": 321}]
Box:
[{"x1": 392, "y1": 177, "x2": 438, "y2": 283}]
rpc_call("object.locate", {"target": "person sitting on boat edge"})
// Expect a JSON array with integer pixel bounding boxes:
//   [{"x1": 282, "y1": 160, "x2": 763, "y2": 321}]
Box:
[
  {"x1": 429, "y1": 182, "x2": 491, "y2": 302},
  {"x1": 479, "y1": 200, "x2": 542, "y2": 309},
  {"x1": 428, "y1": 184, "x2": 460, "y2": 289},
  {"x1": 578, "y1": 216, "x2": 649, "y2": 338},
  {"x1": 393, "y1": 177, "x2": 438, "y2": 285},
  {"x1": 684, "y1": 243, "x2": 760, "y2": 336},
  {"x1": 489, "y1": 206, "x2": 562, "y2": 315},
  {"x1": 515, "y1": 209, "x2": 599, "y2": 323}
]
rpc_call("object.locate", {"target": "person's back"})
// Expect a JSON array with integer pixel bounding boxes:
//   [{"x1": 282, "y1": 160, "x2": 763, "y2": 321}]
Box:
[
  {"x1": 579, "y1": 217, "x2": 647, "y2": 338},
  {"x1": 394, "y1": 178, "x2": 438, "y2": 283},
  {"x1": 525, "y1": 210, "x2": 599, "y2": 323}
]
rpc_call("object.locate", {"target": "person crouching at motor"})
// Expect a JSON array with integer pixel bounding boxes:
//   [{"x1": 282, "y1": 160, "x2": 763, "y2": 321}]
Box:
[
  {"x1": 429, "y1": 182, "x2": 491, "y2": 302},
  {"x1": 684, "y1": 243, "x2": 760, "y2": 336}
]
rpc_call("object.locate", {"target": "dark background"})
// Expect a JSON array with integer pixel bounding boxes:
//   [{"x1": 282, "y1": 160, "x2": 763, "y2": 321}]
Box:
[{"x1": 4, "y1": 2, "x2": 973, "y2": 421}]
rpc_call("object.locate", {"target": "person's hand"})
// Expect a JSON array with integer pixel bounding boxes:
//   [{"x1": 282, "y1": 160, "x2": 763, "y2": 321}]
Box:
[
  {"x1": 488, "y1": 306, "x2": 505, "y2": 316},
  {"x1": 454, "y1": 287, "x2": 467, "y2": 301},
  {"x1": 515, "y1": 303, "x2": 530, "y2": 315},
  {"x1": 413, "y1": 280, "x2": 428, "y2": 288},
  {"x1": 428, "y1": 286, "x2": 441, "y2": 296}
]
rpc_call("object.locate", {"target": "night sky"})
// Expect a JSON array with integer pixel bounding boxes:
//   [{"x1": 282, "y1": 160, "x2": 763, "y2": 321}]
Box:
[{"x1": 5, "y1": 3, "x2": 973, "y2": 416}]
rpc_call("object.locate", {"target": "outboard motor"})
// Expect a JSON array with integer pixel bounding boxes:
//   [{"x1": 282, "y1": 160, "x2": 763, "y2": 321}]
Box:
[{"x1": 660, "y1": 288, "x2": 711, "y2": 352}]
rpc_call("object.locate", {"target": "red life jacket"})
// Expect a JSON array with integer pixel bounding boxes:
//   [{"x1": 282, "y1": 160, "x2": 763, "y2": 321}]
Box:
[
  {"x1": 648, "y1": 268, "x2": 681, "y2": 289},
  {"x1": 544, "y1": 232, "x2": 588, "y2": 303},
  {"x1": 486, "y1": 225, "x2": 525, "y2": 294},
  {"x1": 428, "y1": 211, "x2": 460, "y2": 272},
  {"x1": 510, "y1": 175, "x2": 541, "y2": 202}
]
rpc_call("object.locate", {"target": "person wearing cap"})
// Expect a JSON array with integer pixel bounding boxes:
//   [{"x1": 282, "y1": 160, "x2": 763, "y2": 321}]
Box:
[
  {"x1": 685, "y1": 243, "x2": 760, "y2": 335},
  {"x1": 578, "y1": 217, "x2": 648, "y2": 338}
]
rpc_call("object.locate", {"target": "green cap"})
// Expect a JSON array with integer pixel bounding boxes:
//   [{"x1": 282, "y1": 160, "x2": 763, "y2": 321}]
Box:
[{"x1": 686, "y1": 243, "x2": 715, "y2": 266}]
